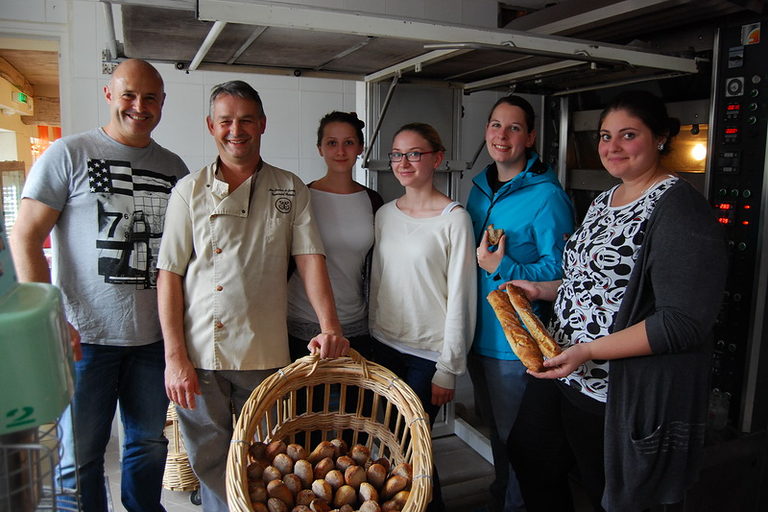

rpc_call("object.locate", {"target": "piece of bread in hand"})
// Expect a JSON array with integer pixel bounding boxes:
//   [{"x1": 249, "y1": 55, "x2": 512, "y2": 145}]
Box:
[
  {"x1": 486, "y1": 224, "x2": 504, "y2": 246},
  {"x1": 505, "y1": 283, "x2": 561, "y2": 359},
  {"x1": 487, "y1": 290, "x2": 545, "y2": 371}
]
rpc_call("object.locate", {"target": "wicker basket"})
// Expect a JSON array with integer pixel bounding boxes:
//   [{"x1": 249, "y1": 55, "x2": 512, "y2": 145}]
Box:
[
  {"x1": 226, "y1": 349, "x2": 433, "y2": 512},
  {"x1": 162, "y1": 404, "x2": 200, "y2": 492}
]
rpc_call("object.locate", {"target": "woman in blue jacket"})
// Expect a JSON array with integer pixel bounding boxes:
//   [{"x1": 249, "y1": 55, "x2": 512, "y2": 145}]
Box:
[{"x1": 466, "y1": 95, "x2": 574, "y2": 512}]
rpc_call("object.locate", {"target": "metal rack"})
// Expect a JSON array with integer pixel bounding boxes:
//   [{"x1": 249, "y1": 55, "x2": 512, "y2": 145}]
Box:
[{"x1": 0, "y1": 420, "x2": 80, "y2": 512}]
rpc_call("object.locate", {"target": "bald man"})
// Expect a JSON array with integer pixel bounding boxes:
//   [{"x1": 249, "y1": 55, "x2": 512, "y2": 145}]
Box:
[{"x1": 10, "y1": 59, "x2": 189, "y2": 512}]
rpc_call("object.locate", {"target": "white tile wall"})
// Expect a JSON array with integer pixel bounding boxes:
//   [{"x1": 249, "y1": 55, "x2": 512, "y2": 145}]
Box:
[{"x1": 298, "y1": 90, "x2": 345, "y2": 157}]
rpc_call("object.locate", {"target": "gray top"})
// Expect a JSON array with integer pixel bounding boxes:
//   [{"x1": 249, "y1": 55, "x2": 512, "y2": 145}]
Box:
[
  {"x1": 602, "y1": 178, "x2": 728, "y2": 511},
  {"x1": 22, "y1": 128, "x2": 189, "y2": 346}
]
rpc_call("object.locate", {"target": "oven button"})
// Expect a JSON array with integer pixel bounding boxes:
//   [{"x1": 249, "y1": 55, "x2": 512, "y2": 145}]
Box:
[
  {"x1": 748, "y1": 102, "x2": 758, "y2": 111},
  {"x1": 737, "y1": 242, "x2": 747, "y2": 251},
  {"x1": 731, "y1": 188, "x2": 740, "y2": 197},
  {"x1": 743, "y1": 189, "x2": 751, "y2": 198},
  {"x1": 747, "y1": 115, "x2": 758, "y2": 125},
  {"x1": 752, "y1": 74, "x2": 762, "y2": 84}
]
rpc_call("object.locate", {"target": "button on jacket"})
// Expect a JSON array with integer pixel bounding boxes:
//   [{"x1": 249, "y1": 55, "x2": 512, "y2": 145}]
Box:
[{"x1": 157, "y1": 159, "x2": 324, "y2": 370}]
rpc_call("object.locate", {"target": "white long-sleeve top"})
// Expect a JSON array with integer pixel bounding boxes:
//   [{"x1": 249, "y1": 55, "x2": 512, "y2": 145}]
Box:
[{"x1": 369, "y1": 201, "x2": 477, "y2": 389}]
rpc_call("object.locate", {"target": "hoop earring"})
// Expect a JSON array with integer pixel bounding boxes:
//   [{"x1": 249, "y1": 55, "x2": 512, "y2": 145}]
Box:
[{"x1": 657, "y1": 142, "x2": 665, "y2": 152}]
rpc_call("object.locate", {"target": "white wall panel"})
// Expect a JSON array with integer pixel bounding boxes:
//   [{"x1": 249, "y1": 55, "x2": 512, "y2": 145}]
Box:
[
  {"x1": 45, "y1": 0, "x2": 66, "y2": 23},
  {"x1": 299, "y1": 90, "x2": 344, "y2": 158},
  {"x1": 1, "y1": 0, "x2": 47, "y2": 22},
  {"x1": 258, "y1": 87, "x2": 301, "y2": 162},
  {"x1": 69, "y1": 0, "x2": 99, "y2": 80},
  {"x1": 298, "y1": 156, "x2": 327, "y2": 182},
  {"x1": 68, "y1": 77, "x2": 101, "y2": 134}
]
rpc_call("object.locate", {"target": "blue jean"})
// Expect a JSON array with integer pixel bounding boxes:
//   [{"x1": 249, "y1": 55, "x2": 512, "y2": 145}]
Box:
[
  {"x1": 371, "y1": 339, "x2": 445, "y2": 512},
  {"x1": 175, "y1": 369, "x2": 274, "y2": 512},
  {"x1": 57, "y1": 341, "x2": 169, "y2": 512},
  {"x1": 468, "y1": 352, "x2": 528, "y2": 512}
]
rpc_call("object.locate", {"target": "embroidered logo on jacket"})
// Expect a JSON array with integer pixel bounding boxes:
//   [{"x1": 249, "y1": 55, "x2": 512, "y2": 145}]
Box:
[{"x1": 270, "y1": 188, "x2": 295, "y2": 214}]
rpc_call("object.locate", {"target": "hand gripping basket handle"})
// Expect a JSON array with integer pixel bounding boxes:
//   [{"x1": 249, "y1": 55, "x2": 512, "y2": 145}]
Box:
[{"x1": 304, "y1": 347, "x2": 370, "y2": 380}]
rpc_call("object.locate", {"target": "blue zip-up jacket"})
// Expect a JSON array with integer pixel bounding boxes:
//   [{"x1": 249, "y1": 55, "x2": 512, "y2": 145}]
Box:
[{"x1": 466, "y1": 152, "x2": 574, "y2": 360}]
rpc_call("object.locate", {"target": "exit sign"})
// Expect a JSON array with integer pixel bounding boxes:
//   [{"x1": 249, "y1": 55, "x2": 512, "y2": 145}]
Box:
[{"x1": 13, "y1": 91, "x2": 28, "y2": 104}]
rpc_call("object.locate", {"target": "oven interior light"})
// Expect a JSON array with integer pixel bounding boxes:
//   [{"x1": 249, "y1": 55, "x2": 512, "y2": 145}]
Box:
[{"x1": 691, "y1": 143, "x2": 707, "y2": 161}]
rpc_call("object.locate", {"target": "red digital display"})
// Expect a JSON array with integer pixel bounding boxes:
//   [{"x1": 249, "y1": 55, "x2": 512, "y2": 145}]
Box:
[
  {"x1": 718, "y1": 217, "x2": 731, "y2": 225},
  {"x1": 725, "y1": 128, "x2": 740, "y2": 135},
  {"x1": 727, "y1": 103, "x2": 741, "y2": 111},
  {"x1": 744, "y1": 204, "x2": 751, "y2": 210},
  {"x1": 717, "y1": 203, "x2": 733, "y2": 210}
]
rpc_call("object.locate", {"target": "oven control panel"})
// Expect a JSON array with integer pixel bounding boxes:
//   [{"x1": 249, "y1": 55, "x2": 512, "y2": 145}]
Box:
[{"x1": 709, "y1": 18, "x2": 768, "y2": 432}]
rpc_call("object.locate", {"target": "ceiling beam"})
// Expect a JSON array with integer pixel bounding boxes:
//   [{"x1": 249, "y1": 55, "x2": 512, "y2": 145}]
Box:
[
  {"x1": 0, "y1": 56, "x2": 33, "y2": 96},
  {"x1": 464, "y1": 60, "x2": 586, "y2": 92},
  {"x1": 506, "y1": 0, "x2": 686, "y2": 35},
  {"x1": 188, "y1": 20, "x2": 227, "y2": 71},
  {"x1": 364, "y1": 49, "x2": 471, "y2": 83},
  {"x1": 101, "y1": 0, "x2": 195, "y2": 10},
  {"x1": 198, "y1": 0, "x2": 699, "y2": 78}
]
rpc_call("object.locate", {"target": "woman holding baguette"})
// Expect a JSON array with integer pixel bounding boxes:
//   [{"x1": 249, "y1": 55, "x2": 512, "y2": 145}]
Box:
[
  {"x1": 505, "y1": 90, "x2": 728, "y2": 512},
  {"x1": 368, "y1": 122, "x2": 477, "y2": 512},
  {"x1": 465, "y1": 95, "x2": 574, "y2": 512}
]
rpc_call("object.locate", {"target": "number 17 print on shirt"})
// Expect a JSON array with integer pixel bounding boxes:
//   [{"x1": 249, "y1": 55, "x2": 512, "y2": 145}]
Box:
[{"x1": 88, "y1": 158, "x2": 177, "y2": 289}]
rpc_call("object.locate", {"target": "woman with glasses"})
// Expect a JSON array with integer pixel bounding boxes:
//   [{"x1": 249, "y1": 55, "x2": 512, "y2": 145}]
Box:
[
  {"x1": 287, "y1": 111, "x2": 382, "y2": 361},
  {"x1": 465, "y1": 95, "x2": 574, "y2": 512},
  {"x1": 368, "y1": 122, "x2": 477, "y2": 512}
]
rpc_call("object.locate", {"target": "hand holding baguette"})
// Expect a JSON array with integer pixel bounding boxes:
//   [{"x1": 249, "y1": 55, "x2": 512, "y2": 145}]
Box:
[{"x1": 505, "y1": 283, "x2": 561, "y2": 359}]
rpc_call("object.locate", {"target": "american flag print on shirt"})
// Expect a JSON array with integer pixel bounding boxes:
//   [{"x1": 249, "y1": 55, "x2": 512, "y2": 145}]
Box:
[{"x1": 88, "y1": 158, "x2": 177, "y2": 289}]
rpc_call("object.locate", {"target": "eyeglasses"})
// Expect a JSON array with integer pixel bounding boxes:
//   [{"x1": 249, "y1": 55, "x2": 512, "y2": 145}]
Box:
[{"x1": 388, "y1": 151, "x2": 437, "y2": 162}]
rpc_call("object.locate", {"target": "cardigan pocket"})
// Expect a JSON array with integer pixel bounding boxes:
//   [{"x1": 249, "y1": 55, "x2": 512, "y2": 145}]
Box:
[{"x1": 630, "y1": 420, "x2": 704, "y2": 455}]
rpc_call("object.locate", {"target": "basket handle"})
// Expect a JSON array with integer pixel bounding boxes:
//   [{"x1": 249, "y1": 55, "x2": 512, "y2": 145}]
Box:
[{"x1": 305, "y1": 348, "x2": 370, "y2": 380}]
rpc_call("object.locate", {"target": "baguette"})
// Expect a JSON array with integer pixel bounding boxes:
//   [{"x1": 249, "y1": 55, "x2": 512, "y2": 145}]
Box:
[
  {"x1": 505, "y1": 284, "x2": 561, "y2": 359},
  {"x1": 486, "y1": 290, "x2": 545, "y2": 371}
]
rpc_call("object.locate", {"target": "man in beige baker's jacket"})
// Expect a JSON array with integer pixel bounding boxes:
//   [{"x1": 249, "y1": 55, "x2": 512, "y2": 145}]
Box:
[{"x1": 156, "y1": 80, "x2": 349, "y2": 511}]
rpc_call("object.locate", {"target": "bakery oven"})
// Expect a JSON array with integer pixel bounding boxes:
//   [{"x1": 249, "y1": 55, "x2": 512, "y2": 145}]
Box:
[{"x1": 707, "y1": 16, "x2": 768, "y2": 434}]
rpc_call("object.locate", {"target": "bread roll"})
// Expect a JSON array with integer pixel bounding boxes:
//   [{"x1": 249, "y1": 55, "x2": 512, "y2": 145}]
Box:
[
  {"x1": 486, "y1": 224, "x2": 504, "y2": 246},
  {"x1": 486, "y1": 290, "x2": 545, "y2": 372},
  {"x1": 505, "y1": 284, "x2": 561, "y2": 359}
]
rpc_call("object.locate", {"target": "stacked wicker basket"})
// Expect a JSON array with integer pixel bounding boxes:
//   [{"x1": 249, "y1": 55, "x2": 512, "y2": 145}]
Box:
[
  {"x1": 227, "y1": 350, "x2": 433, "y2": 512},
  {"x1": 162, "y1": 404, "x2": 199, "y2": 493}
]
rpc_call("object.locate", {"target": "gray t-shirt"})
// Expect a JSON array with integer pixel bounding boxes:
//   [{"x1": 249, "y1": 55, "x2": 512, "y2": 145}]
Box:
[{"x1": 22, "y1": 128, "x2": 189, "y2": 346}]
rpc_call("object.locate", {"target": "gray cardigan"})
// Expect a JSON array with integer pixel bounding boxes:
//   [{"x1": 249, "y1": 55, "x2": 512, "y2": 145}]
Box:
[{"x1": 602, "y1": 179, "x2": 728, "y2": 511}]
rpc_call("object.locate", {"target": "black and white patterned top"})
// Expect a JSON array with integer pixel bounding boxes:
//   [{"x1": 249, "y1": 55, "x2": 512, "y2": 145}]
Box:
[{"x1": 552, "y1": 175, "x2": 678, "y2": 402}]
